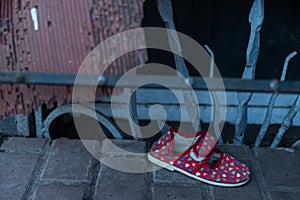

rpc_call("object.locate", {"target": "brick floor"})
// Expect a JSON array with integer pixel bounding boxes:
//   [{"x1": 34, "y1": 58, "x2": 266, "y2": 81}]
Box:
[
  {"x1": 95, "y1": 165, "x2": 148, "y2": 200},
  {"x1": 34, "y1": 185, "x2": 85, "y2": 200},
  {"x1": 0, "y1": 137, "x2": 47, "y2": 154},
  {"x1": 213, "y1": 179, "x2": 262, "y2": 200},
  {"x1": 0, "y1": 138, "x2": 299, "y2": 200},
  {"x1": 254, "y1": 148, "x2": 300, "y2": 187},
  {"x1": 0, "y1": 153, "x2": 39, "y2": 200},
  {"x1": 151, "y1": 185, "x2": 206, "y2": 200},
  {"x1": 42, "y1": 139, "x2": 93, "y2": 182},
  {"x1": 270, "y1": 191, "x2": 300, "y2": 200}
]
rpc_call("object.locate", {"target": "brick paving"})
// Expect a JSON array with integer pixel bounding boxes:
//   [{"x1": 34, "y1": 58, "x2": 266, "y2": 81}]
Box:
[{"x1": 0, "y1": 137, "x2": 299, "y2": 200}]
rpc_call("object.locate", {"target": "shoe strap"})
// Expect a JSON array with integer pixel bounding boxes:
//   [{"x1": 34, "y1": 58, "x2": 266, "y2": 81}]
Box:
[
  {"x1": 172, "y1": 130, "x2": 218, "y2": 166},
  {"x1": 170, "y1": 128, "x2": 217, "y2": 158},
  {"x1": 192, "y1": 130, "x2": 218, "y2": 158}
]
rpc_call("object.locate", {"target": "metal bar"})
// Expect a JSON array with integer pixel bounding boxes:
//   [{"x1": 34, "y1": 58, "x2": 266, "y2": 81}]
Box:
[
  {"x1": 108, "y1": 77, "x2": 300, "y2": 93},
  {"x1": 157, "y1": 0, "x2": 200, "y2": 133},
  {"x1": 0, "y1": 71, "x2": 79, "y2": 85},
  {"x1": 128, "y1": 88, "x2": 143, "y2": 139},
  {"x1": 42, "y1": 104, "x2": 123, "y2": 139},
  {"x1": 234, "y1": 0, "x2": 264, "y2": 144},
  {"x1": 204, "y1": 45, "x2": 215, "y2": 78},
  {"x1": 95, "y1": 103, "x2": 300, "y2": 126},
  {"x1": 35, "y1": 107, "x2": 44, "y2": 138},
  {"x1": 270, "y1": 51, "x2": 299, "y2": 148},
  {"x1": 292, "y1": 139, "x2": 300, "y2": 148},
  {"x1": 1, "y1": 71, "x2": 300, "y2": 93},
  {"x1": 254, "y1": 93, "x2": 279, "y2": 147},
  {"x1": 254, "y1": 51, "x2": 297, "y2": 147},
  {"x1": 281, "y1": 52, "x2": 298, "y2": 81},
  {"x1": 156, "y1": 0, "x2": 189, "y2": 78},
  {"x1": 204, "y1": 45, "x2": 223, "y2": 144},
  {"x1": 271, "y1": 96, "x2": 300, "y2": 148}
]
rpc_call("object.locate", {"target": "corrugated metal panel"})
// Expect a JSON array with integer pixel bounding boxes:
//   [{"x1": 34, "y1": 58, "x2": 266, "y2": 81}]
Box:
[
  {"x1": 91, "y1": 0, "x2": 147, "y2": 96},
  {"x1": 0, "y1": 0, "x2": 147, "y2": 118},
  {"x1": 0, "y1": 0, "x2": 15, "y2": 68}
]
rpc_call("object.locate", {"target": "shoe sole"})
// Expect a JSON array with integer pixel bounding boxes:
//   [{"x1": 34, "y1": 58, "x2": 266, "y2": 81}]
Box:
[{"x1": 148, "y1": 153, "x2": 250, "y2": 187}]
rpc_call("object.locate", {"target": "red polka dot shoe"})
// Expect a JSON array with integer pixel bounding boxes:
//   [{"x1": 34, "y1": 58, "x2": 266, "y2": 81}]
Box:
[{"x1": 147, "y1": 128, "x2": 251, "y2": 187}]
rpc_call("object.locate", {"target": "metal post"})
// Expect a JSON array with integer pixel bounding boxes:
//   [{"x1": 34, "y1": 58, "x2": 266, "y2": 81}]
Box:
[
  {"x1": 254, "y1": 51, "x2": 297, "y2": 147},
  {"x1": 128, "y1": 88, "x2": 143, "y2": 139},
  {"x1": 271, "y1": 95, "x2": 300, "y2": 148},
  {"x1": 157, "y1": 0, "x2": 201, "y2": 133},
  {"x1": 204, "y1": 45, "x2": 223, "y2": 144},
  {"x1": 292, "y1": 139, "x2": 300, "y2": 148},
  {"x1": 234, "y1": 0, "x2": 264, "y2": 144}
]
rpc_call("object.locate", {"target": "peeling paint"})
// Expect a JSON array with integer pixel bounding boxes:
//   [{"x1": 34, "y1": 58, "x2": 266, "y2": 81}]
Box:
[{"x1": 30, "y1": 7, "x2": 39, "y2": 31}]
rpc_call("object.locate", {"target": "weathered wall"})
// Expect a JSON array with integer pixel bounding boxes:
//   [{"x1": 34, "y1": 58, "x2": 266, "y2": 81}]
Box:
[{"x1": 0, "y1": 0, "x2": 147, "y2": 118}]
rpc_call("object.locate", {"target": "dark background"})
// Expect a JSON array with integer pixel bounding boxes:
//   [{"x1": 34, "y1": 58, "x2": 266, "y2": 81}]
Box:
[{"x1": 142, "y1": 0, "x2": 300, "y2": 80}]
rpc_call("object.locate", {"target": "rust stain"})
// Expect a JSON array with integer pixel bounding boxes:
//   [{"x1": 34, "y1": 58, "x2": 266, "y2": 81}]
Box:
[{"x1": 0, "y1": 0, "x2": 147, "y2": 118}]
